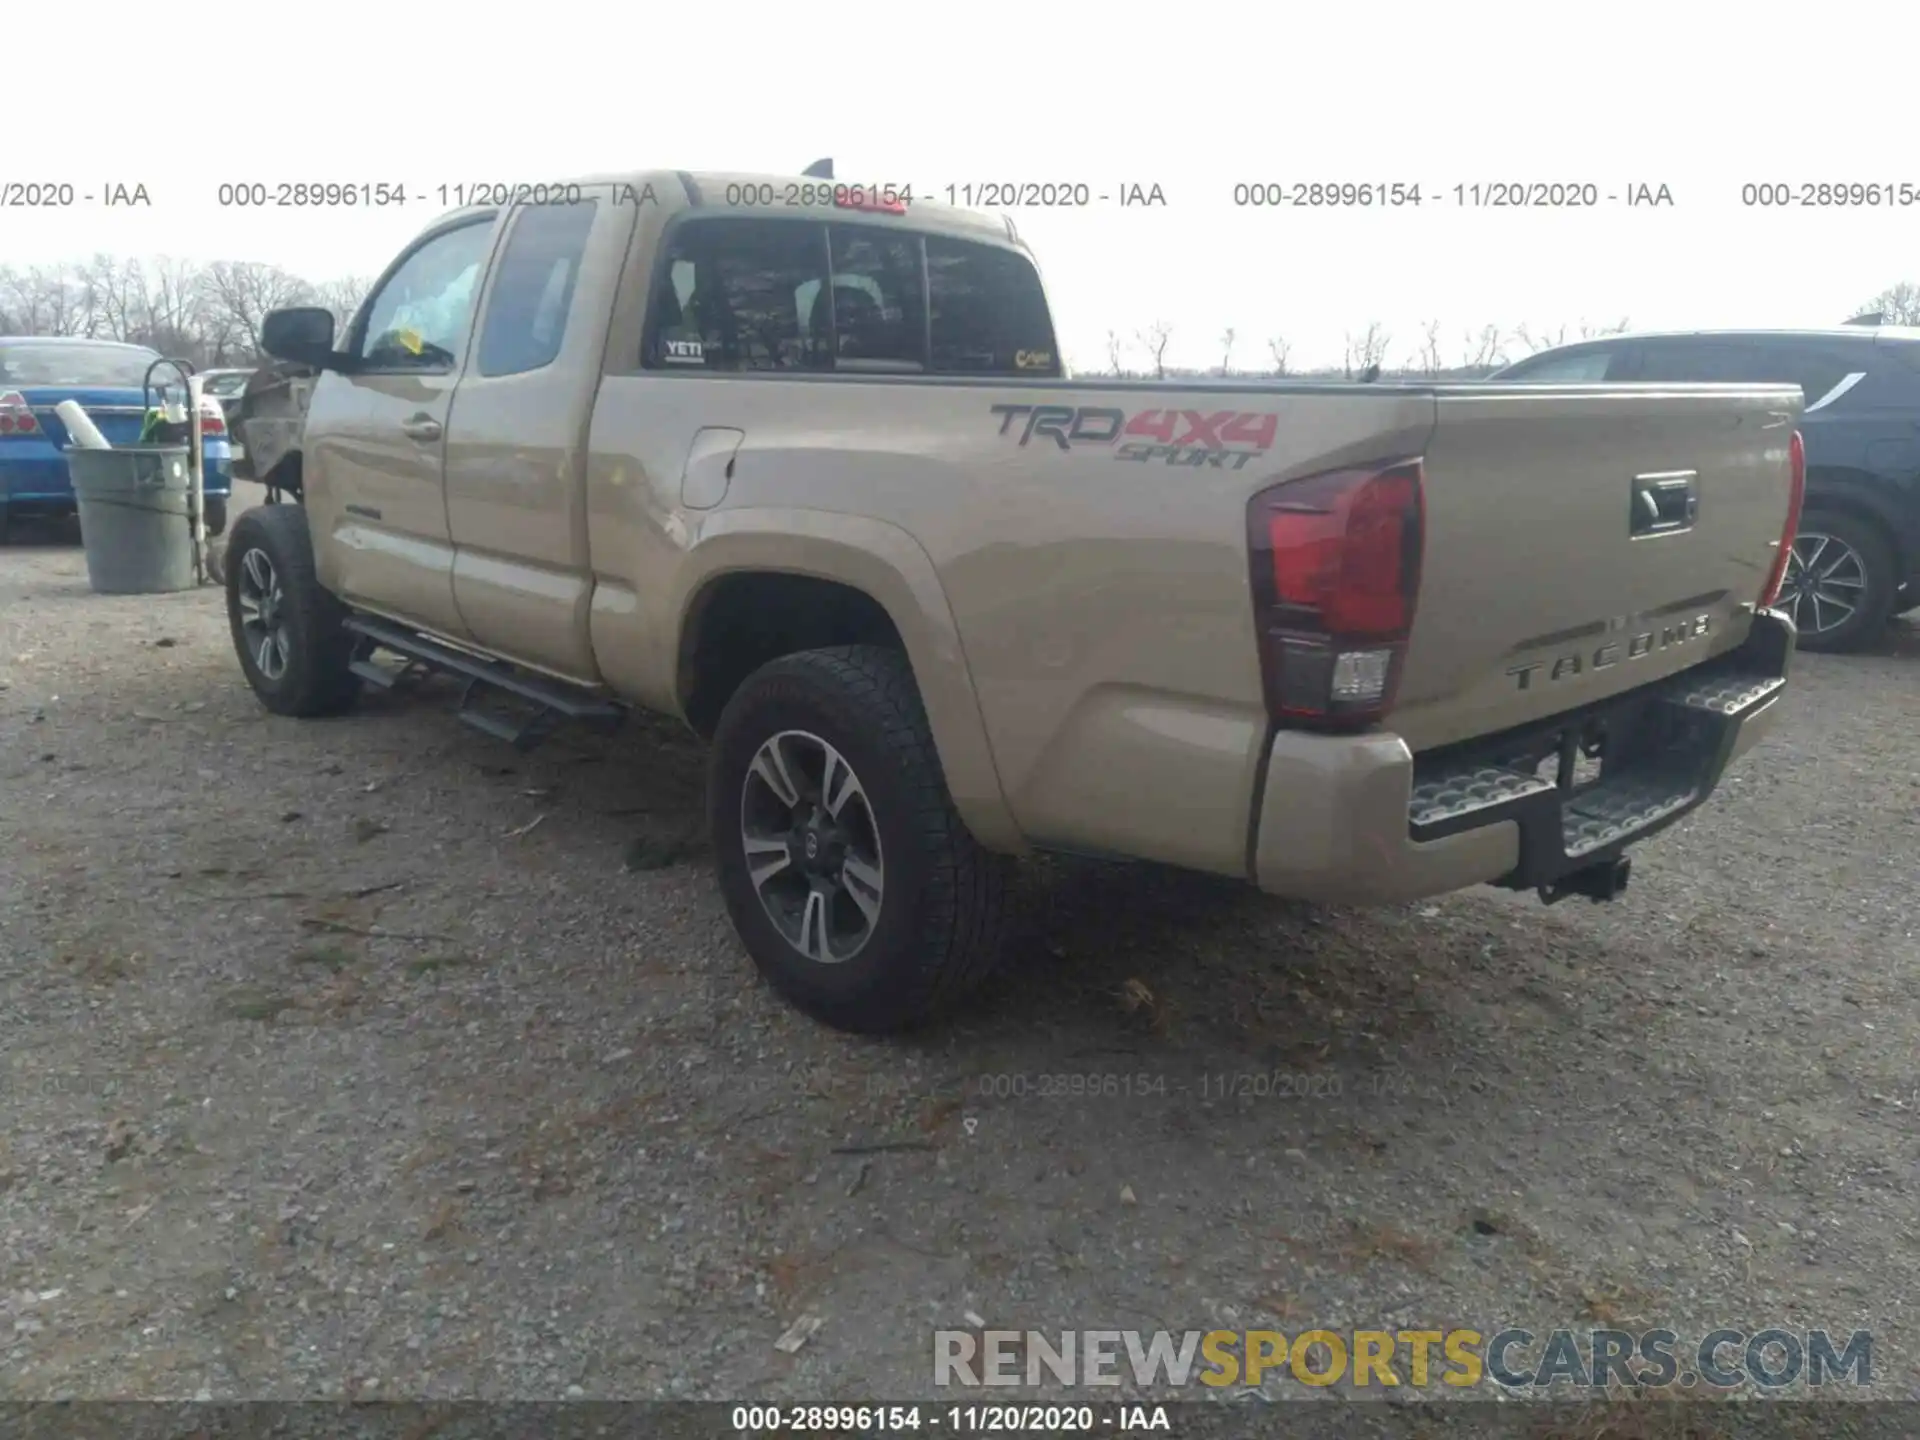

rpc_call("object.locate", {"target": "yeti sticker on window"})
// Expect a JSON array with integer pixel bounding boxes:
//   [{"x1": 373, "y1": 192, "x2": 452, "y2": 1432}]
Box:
[
  {"x1": 662, "y1": 338, "x2": 705, "y2": 364},
  {"x1": 1015, "y1": 349, "x2": 1052, "y2": 370}
]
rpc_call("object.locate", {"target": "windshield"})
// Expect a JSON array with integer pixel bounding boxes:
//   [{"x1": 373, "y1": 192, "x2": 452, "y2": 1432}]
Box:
[{"x1": 0, "y1": 341, "x2": 161, "y2": 387}]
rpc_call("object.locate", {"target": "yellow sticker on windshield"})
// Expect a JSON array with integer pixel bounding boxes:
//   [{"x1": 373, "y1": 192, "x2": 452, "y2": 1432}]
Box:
[
  {"x1": 397, "y1": 328, "x2": 424, "y2": 356},
  {"x1": 1015, "y1": 349, "x2": 1052, "y2": 370}
]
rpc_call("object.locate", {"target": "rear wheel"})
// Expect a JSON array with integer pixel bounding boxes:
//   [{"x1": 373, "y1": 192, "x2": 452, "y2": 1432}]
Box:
[
  {"x1": 203, "y1": 496, "x2": 229, "y2": 537},
  {"x1": 224, "y1": 504, "x2": 359, "y2": 716},
  {"x1": 708, "y1": 645, "x2": 1010, "y2": 1034},
  {"x1": 1776, "y1": 511, "x2": 1895, "y2": 653}
]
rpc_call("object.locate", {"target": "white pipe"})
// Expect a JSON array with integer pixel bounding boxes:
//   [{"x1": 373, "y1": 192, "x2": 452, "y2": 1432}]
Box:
[
  {"x1": 186, "y1": 373, "x2": 207, "y2": 585},
  {"x1": 55, "y1": 399, "x2": 112, "y2": 449}
]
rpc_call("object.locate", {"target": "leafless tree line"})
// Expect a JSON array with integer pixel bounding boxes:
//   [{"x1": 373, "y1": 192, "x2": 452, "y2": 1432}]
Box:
[
  {"x1": 1107, "y1": 316, "x2": 1634, "y2": 380},
  {"x1": 9, "y1": 255, "x2": 1918, "y2": 380},
  {"x1": 1101, "y1": 281, "x2": 1920, "y2": 379},
  {"x1": 0, "y1": 256, "x2": 371, "y2": 367}
]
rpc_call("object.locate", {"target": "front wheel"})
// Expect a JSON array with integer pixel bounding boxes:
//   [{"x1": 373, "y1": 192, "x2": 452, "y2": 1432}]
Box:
[
  {"x1": 1776, "y1": 511, "x2": 1895, "y2": 653},
  {"x1": 708, "y1": 645, "x2": 1011, "y2": 1034},
  {"x1": 224, "y1": 504, "x2": 360, "y2": 716}
]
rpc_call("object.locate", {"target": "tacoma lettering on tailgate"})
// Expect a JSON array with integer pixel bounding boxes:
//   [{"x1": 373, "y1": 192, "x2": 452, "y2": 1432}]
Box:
[
  {"x1": 1507, "y1": 613, "x2": 1713, "y2": 690},
  {"x1": 991, "y1": 404, "x2": 1278, "y2": 469}
]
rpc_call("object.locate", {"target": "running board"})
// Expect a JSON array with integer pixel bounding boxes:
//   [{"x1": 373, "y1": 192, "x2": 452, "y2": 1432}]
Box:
[{"x1": 343, "y1": 615, "x2": 624, "y2": 752}]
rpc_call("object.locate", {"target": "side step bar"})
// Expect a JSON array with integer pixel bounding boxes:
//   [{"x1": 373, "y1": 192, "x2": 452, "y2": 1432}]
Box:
[{"x1": 343, "y1": 614, "x2": 624, "y2": 752}]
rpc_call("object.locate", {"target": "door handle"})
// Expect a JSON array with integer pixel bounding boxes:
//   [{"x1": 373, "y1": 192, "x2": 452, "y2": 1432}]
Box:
[{"x1": 400, "y1": 415, "x2": 442, "y2": 442}]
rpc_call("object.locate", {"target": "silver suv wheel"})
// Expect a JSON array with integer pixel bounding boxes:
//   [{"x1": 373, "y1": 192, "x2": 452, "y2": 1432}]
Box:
[{"x1": 739, "y1": 728, "x2": 886, "y2": 964}]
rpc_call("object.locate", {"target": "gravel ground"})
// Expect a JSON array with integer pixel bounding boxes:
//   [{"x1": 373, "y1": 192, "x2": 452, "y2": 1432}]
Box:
[{"x1": 3, "y1": 488, "x2": 1918, "y2": 1412}]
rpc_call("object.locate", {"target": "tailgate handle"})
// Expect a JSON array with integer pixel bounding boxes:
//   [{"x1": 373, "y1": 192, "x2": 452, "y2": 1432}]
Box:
[{"x1": 1631, "y1": 471, "x2": 1698, "y2": 537}]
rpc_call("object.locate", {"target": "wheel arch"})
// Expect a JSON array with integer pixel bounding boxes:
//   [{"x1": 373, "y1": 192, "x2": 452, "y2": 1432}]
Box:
[
  {"x1": 1802, "y1": 470, "x2": 1909, "y2": 588},
  {"x1": 670, "y1": 515, "x2": 1023, "y2": 854}
]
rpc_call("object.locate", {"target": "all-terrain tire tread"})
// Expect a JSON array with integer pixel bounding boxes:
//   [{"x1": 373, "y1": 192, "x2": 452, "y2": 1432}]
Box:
[
  {"x1": 714, "y1": 643, "x2": 1011, "y2": 1030},
  {"x1": 227, "y1": 504, "x2": 359, "y2": 717}
]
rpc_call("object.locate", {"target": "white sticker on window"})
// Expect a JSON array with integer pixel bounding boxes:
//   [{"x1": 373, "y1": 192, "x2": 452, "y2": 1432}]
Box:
[{"x1": 662, "y1": 338, "x2": 705, "y2": 364}]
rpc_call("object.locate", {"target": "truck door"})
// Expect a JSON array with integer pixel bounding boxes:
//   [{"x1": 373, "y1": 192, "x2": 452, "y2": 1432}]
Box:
[
  {"x1": 303, "y1": 212, "x2": 498, "y2": 639},
  {"x1": 443, "y1": 195, "x2": 636, "y2": 681}
]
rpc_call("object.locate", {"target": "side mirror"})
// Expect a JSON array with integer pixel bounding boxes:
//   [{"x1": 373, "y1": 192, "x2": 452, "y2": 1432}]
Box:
[{"x1": 260, "y1": 307, "x2": 342, "y2": 368}]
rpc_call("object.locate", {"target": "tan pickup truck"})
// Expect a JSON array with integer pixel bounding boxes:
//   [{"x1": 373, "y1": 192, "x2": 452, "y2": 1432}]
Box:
[{"x1": 223, "y1": 168, "x2": 1804, "y2": 1032}]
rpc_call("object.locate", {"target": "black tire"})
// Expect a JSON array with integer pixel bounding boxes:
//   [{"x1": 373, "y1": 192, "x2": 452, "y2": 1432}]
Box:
[
  {"x1": 708, "y1": 644, "x2": 1011, "y2": 1034},
  {"x1": 1779, "y1": 510, "x2": 1896, "y2": 653},
  {"x1": 224, "y1": 504, "x2": 360, "y2": 717},
  {"x1": 203, "y1": 496, "x2": 229, "y2": 537}
]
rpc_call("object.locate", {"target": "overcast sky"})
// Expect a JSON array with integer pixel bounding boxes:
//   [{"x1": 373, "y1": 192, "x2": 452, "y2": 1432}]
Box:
[{"x1": 9, "y1": 0, "x2": 1915, "y2": 371}]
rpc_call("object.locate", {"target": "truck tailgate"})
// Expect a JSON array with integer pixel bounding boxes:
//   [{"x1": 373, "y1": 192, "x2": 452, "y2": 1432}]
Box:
[{"x1": 1394, "y1": 383, "x2": 1802, "y2": 752}]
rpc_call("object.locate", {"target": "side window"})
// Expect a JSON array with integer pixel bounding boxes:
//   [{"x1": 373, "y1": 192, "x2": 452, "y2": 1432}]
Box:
[
  {"x1": 1756, "y1": 347, "x2": 1860, "y2": 411},
  {"x1": 1637, "y1": 340, "x2": 1861, "y2": 407},
  {"x1": 926, "y1": 237, "x2": 1059, "y2": 376},
  {"x1": 1636, "y1": 343, "x2": 1760, "y2": 383},
  {"x1": 645, "y1": 218, "x2": 830, "y2": 371},
  {"x1": 475, "y1": 200, "x2": 598, "y2": 377},
  {"x1": 1502, "y1": 348, "x2": 1618, "y2": 382},
  {"x1": 354, "y1": 219, "x2": 495, "y2": 371}
]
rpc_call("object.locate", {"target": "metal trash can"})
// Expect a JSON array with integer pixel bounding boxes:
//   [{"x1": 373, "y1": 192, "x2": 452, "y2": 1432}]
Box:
[{"x1": 65, "y1": 446, "x2": 196, "y2": 595}]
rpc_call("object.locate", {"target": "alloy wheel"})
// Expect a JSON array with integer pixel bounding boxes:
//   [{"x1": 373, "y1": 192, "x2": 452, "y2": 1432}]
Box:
[
  {"x1": 738, "y1": 729, "x2": 886, "y2": 964},
  {"x1": 235, "y1": 547, "x2": 291, "y2": 681},
  {"x1": 1777, "y1": 531, "x2": 1867, "y2": 639}
]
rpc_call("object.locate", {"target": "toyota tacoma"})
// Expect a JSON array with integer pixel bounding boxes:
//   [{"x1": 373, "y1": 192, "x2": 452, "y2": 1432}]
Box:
[{"x1": 219, "y1": 168, "x2": 1804, "y2": 1032}]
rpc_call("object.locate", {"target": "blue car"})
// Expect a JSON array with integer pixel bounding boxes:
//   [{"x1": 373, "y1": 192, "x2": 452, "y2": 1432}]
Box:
[{"x1": 0, "y1": 336, "x2": 233, "y2": 541}]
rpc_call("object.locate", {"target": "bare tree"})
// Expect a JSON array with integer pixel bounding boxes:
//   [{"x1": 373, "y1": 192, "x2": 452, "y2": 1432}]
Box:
[
  {"x1": 1136, "y1": 320, "x2": 1173, "y2": 380},
  {"x1": 1462, "y1": 324, "x2": 1507, "y2": 371},
  {"x1": 1105, "y1": 328, "x2": 1128, "y2": 377},
  {"x1": 204, "y1": 261, "x2": 317, "y2": 357},
  {"x1": 1418, "y1": 319, "x2": 1444, "y2": 376},
  {"x1": 0, "y1": 265, "x2": 87, "y2": 337},
  {"x1": 1266, "y1": 336, "x2": 1291, "y2": 377},
  {"x1": 1579, "y1": 316, "x2": 1631, "y2": 340},
  {"x1": 1218, "y1": 327, "x2": 1236, "y2": 376},
  {"x1": 1343, "y1": 322, "x2": 1390, "y2": 379},
  {"x1": 1513, "y1": 323, "x2": 1568, "y2": 356},
  {"x1": 311, "y1": 275, "x2": 374, "y2": 337},
  {"x1": 1857, "y1": 282, "x2": 1920, "y2": 325}
]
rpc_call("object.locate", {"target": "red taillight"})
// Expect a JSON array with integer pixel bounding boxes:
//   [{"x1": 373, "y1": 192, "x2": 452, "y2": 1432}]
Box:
[
  {"x1": 1247, "y1": 458, "x2": 1425, "y2": 728},
  {"x1": 197, "y1": 405, "x2": 226, "y2": 436},
  {"x1": 1759, "y1": 429, "x2": 1806, "y2": 609},
  {"x1": 0, "y1": 390, "x2": 40, "y2": 436}
]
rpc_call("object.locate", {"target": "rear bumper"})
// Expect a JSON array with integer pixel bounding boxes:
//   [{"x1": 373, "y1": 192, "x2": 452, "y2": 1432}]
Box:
[
  {"x1": 1251, "y1": 610, "x2": 1794, "y2": 905},
  {"x1": 0, "y1": 444, "x2": 232, "y2": 507}
]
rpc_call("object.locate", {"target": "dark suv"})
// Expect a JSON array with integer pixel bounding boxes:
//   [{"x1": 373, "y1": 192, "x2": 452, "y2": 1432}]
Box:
[{"x1": 1492, "y1": 327, "x2": 1920, "y2": 652}]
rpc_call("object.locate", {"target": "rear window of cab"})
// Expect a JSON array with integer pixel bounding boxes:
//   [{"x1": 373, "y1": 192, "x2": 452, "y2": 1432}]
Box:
[{"x1": 643, "y1": 216, "x2": 1059, "y2": 378}]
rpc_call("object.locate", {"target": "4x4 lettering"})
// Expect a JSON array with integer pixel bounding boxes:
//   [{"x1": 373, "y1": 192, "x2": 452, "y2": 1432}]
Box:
[
  {"x1": 1169, "y1": 410, "x2": 1234, "y2": 449},
  {"x1": 1123, "y1": 410, "x2": 1179, "y2": 444},
  {"x1": 1222, "y1": 412, "x2": 1278, "y2": 450}
]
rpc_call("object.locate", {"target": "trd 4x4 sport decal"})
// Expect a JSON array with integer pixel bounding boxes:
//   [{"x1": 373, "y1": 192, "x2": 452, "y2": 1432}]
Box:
[{"x1": 990, "y1": 404, "x2": 1278, "y2": 470}]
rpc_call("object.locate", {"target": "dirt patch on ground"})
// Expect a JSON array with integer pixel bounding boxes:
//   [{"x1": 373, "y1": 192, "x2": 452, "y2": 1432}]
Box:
[{"x1": 3, "y1": 498, "x2": 1916, "y2": 1407}]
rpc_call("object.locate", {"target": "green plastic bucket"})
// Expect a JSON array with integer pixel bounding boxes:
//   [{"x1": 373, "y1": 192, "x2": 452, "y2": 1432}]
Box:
[{"x1": 65, "y1": 446, "x2": 196, "y2": 595}]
